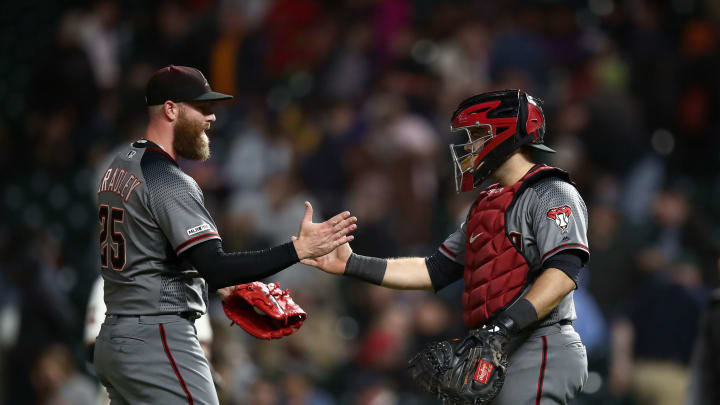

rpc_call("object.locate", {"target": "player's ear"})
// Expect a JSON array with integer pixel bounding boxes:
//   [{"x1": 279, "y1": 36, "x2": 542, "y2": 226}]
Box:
[{"x1": 163, "y1": 101, "x2": 179, "y2": 122}]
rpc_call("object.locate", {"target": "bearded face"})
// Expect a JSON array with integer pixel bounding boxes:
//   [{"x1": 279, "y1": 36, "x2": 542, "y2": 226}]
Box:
[{"x1": 173, "y1": 104, "x2": 211, "y2": 161}]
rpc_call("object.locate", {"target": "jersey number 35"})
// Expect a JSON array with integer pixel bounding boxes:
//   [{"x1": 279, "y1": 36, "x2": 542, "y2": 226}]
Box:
[{"x1": 99, "y1": 205, "x2": 126, "y2": 271}]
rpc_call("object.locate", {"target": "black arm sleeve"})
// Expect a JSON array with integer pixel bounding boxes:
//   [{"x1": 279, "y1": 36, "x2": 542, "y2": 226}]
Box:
[
  {"x1": 181, "y1": 239, "x2": 300, "y2": 290},
  {"x1": 542, "y1": 249, "x2": 584, "y2": 288},
  {"x1": 426, "y1": 250, "x2": 464, "y2": 292}
]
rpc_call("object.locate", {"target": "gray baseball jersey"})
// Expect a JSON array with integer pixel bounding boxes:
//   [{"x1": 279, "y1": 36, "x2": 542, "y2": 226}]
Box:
[
  {"x1": 438, "y1": 176, "x2": 589, "y2": 324},
  {"x1": 97, "y1": 139, "x2": 220, "y2": 316}
]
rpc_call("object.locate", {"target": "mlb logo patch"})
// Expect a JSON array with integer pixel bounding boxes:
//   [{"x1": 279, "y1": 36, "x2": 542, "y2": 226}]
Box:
[{"x1": 187, "y1": 223, "x2": 211, "y2": 236}]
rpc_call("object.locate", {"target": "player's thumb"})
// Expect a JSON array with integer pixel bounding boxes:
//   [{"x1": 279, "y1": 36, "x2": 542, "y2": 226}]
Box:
[{"x1": 302, "y1": 201, "x2": 313, "y2": 224}]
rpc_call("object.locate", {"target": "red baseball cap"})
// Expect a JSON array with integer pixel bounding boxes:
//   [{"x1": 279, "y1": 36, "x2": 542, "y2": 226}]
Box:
[{"x1": 145, "y1": 65, "x2": 233, "y2": 106}]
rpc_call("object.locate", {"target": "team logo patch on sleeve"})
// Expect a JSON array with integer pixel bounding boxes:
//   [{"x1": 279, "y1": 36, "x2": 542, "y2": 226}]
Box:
[
  {"x1": 547, "y1": 205, "x2": 572, "y2": 233},
  {"x1": 187, "y1": 223, "x2": 212, "y2": 236}
]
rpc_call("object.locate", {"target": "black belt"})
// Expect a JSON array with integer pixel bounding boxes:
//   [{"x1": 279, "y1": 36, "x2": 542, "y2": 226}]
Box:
[
  {"x1": 178, "y1": 311, "x2": 201, "y2": 321},
  {"x1": 558, "y1": 319, "x2": 573, "y2": 326},
  {"x1": 111, "y1": 311, "x2": 201, "y2": 321}
]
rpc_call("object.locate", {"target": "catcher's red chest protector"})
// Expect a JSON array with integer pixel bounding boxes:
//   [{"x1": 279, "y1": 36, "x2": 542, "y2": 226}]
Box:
[{"x1": 462, "y1": 165, "x2": 563, "y2": 327}]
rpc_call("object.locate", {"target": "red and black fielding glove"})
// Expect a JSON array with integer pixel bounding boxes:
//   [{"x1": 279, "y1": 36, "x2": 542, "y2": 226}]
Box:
[
  {"x1": 408, "y1": 299, "x2": 537, "y2": 404},
  {"x1": 222, "y1": 281, "x2": 307, "y2": 340},
  {"x1": 408, "y1": 322, "x2": 510, "y2": 405}
]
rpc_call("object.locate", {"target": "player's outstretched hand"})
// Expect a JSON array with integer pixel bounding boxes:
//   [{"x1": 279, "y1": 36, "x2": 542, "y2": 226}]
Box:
[
  {"x1": 292, "y1": 202, "x2": 357, "y2": 260},
  {"x1": 294, "y1": 240, "x2": 353, "y2": 275}
]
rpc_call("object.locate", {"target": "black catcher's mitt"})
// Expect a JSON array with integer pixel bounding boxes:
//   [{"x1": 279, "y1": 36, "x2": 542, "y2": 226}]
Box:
[{"x1": 408, "y1": 325, "x2": 510, "y2": 405}]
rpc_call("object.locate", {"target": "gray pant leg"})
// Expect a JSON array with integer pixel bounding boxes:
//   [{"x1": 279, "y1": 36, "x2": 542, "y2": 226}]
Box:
[
  {"x1": 95, "y1": 315, "x2": 218, "y2": 405},
  {"x1": 492, "y1": 324, "x2": 588, "y2": 405}
]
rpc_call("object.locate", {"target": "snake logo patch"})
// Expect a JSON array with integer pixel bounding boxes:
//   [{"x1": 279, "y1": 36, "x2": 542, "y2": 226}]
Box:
[
  {"x1": 473, "y1": 360, "x2": 493, "y2": 384},
  {"x1": 547, "y1": 205, "x2": 572, "y2": 233}
]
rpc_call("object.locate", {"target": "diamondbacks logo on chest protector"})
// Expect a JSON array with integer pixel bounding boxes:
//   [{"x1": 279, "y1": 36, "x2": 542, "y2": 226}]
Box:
[{"x1": 547, "y1": 205, "x2": 572, "y2": 233}]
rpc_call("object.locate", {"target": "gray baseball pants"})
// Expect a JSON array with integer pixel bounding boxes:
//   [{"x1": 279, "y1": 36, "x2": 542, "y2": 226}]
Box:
[
  {"x1": 493, "y1": 323, "x2": 588, "y2": 404},
  {"x1": 94, "y1": 314, "x2": 218, "y2": 405}
]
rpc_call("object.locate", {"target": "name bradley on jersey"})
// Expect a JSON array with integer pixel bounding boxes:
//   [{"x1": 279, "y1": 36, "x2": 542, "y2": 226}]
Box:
[{"x1": 98, "y1": 167, "x2": 143, "y2": 202}]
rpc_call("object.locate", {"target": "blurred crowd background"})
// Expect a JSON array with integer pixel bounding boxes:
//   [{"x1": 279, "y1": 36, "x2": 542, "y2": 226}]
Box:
[{"x1": 2, "y1": 0, "x2": 720, "y2": 404}]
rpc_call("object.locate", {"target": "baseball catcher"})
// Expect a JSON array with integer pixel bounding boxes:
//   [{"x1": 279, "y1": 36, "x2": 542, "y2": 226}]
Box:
[{"x1": 304, "y1": 90, "x2": 590, "y2": 405}]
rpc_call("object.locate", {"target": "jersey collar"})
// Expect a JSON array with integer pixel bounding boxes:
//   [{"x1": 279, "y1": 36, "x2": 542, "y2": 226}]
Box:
[{"x1": 134, "y1": 139, "x2": 179, "y2": 167}]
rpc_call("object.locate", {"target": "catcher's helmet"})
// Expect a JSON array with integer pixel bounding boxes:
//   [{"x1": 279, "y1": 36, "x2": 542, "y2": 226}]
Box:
[{"x1": 449, "y1": 90, "x2": 555, "y2": 193}]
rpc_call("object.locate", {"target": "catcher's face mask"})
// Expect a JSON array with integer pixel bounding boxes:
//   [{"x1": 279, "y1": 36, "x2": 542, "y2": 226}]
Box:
[{"x1": 449, "y1": 122, "x2": 494, "y2": 193}]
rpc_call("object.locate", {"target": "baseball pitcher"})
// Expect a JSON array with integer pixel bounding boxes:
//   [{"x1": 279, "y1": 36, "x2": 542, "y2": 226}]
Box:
[{"x1": 93, "y1": 66, "x2": 357, "y2": 404}]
